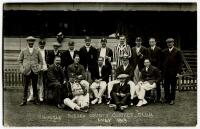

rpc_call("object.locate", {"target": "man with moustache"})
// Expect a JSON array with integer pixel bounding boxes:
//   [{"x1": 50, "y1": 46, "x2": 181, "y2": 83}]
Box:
[
  {"x1": 18, "y1": 36, "x2": 43, "y2": 106},
  {"x1": 161, "y1": 38, "x2": 183, "y2": 105},
  {"x1": 47, "y1": 56, "x2": 66, "y2": 108},
  {"x1": 47, "y1": 42, "x2": 62, "y2": 66}
]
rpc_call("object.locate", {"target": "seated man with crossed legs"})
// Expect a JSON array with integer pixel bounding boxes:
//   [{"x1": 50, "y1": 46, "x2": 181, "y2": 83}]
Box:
[{"x1": 135, "y1": 58, "x2": 161, "y2": 107}]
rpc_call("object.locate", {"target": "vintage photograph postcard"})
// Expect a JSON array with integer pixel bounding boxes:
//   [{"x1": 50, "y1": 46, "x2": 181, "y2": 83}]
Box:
[{"x1": 2, "y1": 1, "x2": 197, "y2": 126}]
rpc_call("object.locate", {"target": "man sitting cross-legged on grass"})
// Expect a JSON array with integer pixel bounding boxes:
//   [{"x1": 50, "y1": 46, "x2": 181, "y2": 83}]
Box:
[
  {"x1": 62, "y1": 73, "x2": 89, "y2": 112},
  {"x1": 111, "y1": 74, "x2": 131, "y2": 112},
  {"x1": 135, "y1": 58, "x2": 161, "y2": 107}
]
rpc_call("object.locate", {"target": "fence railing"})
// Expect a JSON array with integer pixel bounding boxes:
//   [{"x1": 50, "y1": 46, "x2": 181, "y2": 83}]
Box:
[{"x1": 3, "y1": 65, "x2": 197, "y2": 91}]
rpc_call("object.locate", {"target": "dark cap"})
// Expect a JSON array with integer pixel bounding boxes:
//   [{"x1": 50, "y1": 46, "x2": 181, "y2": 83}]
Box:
[
  {"x1": 85, "y1": 36, "x2": 91, "y2": 42},
  {"x1": 39, "y1": 40, "x2": 46, "y2": 45},
  {"x1": 135, "y1": 37, "x2": 142, "y2": 42},
  {"x1": 68, "y1": 41, "x2": 75, "y2": 46},
  {"x1": 166, "y1": 38, "x2": 174, "y2": 43},
  {"x1": 100, "y1": 38, "x2": 107, "y2": 43}
]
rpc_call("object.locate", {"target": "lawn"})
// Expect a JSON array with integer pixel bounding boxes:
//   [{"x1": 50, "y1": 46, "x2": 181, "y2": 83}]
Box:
[{"x1": 3, "y1": 89, "x2": 197, "y2": 126}]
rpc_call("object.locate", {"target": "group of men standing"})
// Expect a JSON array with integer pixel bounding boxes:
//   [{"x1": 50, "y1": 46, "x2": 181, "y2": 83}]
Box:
[{"x1": 18, "y1": 35, "x2": 183, "y2": 112}]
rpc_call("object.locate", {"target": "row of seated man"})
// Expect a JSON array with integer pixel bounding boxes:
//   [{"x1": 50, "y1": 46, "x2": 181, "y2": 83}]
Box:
[{"x1": 33, "y1": 53, "x2": 160, "y2": 113}]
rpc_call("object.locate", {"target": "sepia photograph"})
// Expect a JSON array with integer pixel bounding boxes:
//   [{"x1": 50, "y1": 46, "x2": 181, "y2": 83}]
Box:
[{"x1": 2, "y1": 1, "x2": 197, "y2": 126}]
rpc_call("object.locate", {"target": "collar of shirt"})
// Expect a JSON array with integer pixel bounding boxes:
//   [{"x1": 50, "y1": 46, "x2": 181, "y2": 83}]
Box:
[
  {"x1": 169, "y1": 46, "x2": 174, "y2": 51},
  {"x1": 120, "y1": 83, "x2": 124, "y2": 86},
  {"x1": 69, "y1": 49, "x2": 75, "y2": 52},
  {"x1": 54, "y1": 50, "x2": 59, "y2": 54},
  {"x1": 123, "y1": 64, "x2": 129, "y2": 70},
  {"x1": 28, "y1": 47, "x2": 33, "y2": 53},
  {"x1": 85, "y1": 45, "x2": 91, "y2": 48},
  {"x1": 146, "y1": 67, "x2": 149, "y2": 71},
  {"x1": 151, "y1": 46, "x2": 156, "y2": 50}
]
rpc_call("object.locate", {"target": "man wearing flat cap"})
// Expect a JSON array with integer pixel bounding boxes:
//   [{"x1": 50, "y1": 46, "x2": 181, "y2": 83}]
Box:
[
  {"x1": 79, "y1": 36, "x2": 98, "y2": 81},
  {"x1": 107, "y1": 53, "x2": 136, "y2": 105},
  {"x1": 61, "y1": 41, "x2": 79, "y2": 79},
  {"x1": 130, "y1": 37, "x2": 147, "y2": 85},
  {"x1": 47, "y1": 42, "x2": 63, "y2": 66},
  {"x1": 110, "y1": 74, "x2": 131, "y2": 112},
  {"x1": 161, "y1": 38, "x2": 183, "y2": 105},
  {"x1": 18, "y1": 36, "x2": 43, "y2": 106}
]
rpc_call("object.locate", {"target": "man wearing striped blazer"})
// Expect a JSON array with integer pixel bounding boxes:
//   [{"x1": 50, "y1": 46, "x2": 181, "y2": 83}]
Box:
[{"x1": 113, "y1": 35, "x2": 131, "y2": 68}]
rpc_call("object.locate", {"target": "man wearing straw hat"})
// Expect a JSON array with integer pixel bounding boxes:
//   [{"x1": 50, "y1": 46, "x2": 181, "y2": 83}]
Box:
[{"x1": 18, "y1": 36, "x2": 43, "y2": 106}]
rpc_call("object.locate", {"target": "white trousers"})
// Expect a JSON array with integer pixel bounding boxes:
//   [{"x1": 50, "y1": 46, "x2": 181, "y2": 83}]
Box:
[
  {"x1": 107, "y1": 80, "x2": 136, "y2": 99},
  {"x1": 63, "y1": 93, "x2": 89, "y2": 110},
  {"x1": 135, "y1": 81, "x2": 156, "y2": 100},
  {"x1": 90, "y1": 81, "x2": 107, "y2": 98}
]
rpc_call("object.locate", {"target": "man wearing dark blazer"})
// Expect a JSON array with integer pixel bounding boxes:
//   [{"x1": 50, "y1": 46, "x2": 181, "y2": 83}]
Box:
[
  {"x1": 79, "y1": 36, "x2": 98, "y2": 73},
  {"x1": 161, "y1": 38, "x2": 183, "y2": 105},
  {"x1": 111, "y1": 74, "x2": 131, "y2": 112},
  {"x1": 107, "y1": 54, "x2": 135, "y2": 105},
  {"x1": 97, "y1": 38, "x2": 113, "y2": 69},
  {"x1": 130, "y1": 37, "x2": 147, "y2": 84},
  {"x1": 47, "y1": 42, "x2": 62, "y2": 66},
  {"x1": 90, "y1": 57, "x2": 112, "y2": 104},
  {"x1": 67, "y1": 54, "x2": 86, "y2": 80},
  {"x1": 18, "y1": 36, "x2": 43, "y2": 106},
  {"x1": 61, "y1": 41, "x2": 79, "y2": 79},
  {"x1": 47, "y1": 56, "x2": 66, "y2": 108},
  {"x1": 147, "y1": 38, "x2": 162, "y2": 102},
  {"x1": 135, "y1": 59, "x2": 161, "y2": 107}
]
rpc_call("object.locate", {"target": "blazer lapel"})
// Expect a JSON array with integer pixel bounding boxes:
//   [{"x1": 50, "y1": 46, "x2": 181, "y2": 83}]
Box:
[{"x1": 106, "y1": 47, "x2": 109, "y2": 56}]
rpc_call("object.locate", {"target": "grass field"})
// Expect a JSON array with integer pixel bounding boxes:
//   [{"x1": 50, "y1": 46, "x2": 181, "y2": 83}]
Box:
[{"x1": 3, "y1": 89, "x2": 197, "y2": 126}]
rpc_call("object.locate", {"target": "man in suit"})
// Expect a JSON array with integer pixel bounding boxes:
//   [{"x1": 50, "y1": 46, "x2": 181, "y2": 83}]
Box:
[
  {"x1": 162, "y1": 38, "x2": 183, "y2": 105},
  {"x1": 47, "y1": 42, "x2": 62, "y2": 66},
  {"x1": 147, "y1": 37, "x2": 162, "y2": 102},
  {"x1": 97, "y1": 38, "x2": 113, "y2": 68},
  {"x1": 111, "y1": 74, "x2": 131, "y2": 112},
  {"x1": 27, "y1": 40, "x2": 49, "y2": 102},
  {"x1": 63, "y1": 73, "x2": 89, "y2": 112},
  {"x1": 135, "y1": 59, "x2": 161, "y2": 107},
  {"x1": 130, "y1": 37, "x2": 147, "y2": 84},
  {"x1": 107, "y1": 54, "x2": 136, "y2": 105},
  {"x1": 18, "y1": 36, "x2": 43, "y2": 106},
  {"x1": 61, "y1": 41, "x2": 79, "y2": 79},
  {"x1": 67, "y1": 54, "x2": 86, "y2": 80},
  {"x1": 113, "y1": 35, "x2": 131, "y2": 67},
  {"x1": 90, "y1": 57, "x2": 112, "y2": 104},
  {"x1": 47, "y1": 56, "x2": 66, "y2": 108}
]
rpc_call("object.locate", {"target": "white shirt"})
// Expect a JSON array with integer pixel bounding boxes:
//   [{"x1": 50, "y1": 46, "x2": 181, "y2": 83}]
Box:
[
  {"x1": 123, "y1": 64, "x2": 129, "y2": 71},
  {"x1": 146, "y1": 67, "x2": 149, "y2": 72},
  {"x1": 151, "y1": 45, "x2": 156, "y2": 51},
  {"x1": 98, "y1": 65, "x2": 103, "y2": 77},
  {"x1": 136, "y1": 46, "x2": 141, "y2": 54},
  {"x1": 69, "y1": 49, "x2": 75, "y2": 59},
  {"x1": 100, "y1": 47, "x2": 106, "y2": 65},
  {"x1": 169, "y1": 46, "x2": 174, "y2": 52},
  {"x1": 54, "y1": 50, "x2": 59, "y2": 55},
  {"x1": 120, "y1": 83, "x2": 124, "y2": 87},
  {"x1": 29, "y1": 47, "x2": 33, "y2": 54},
  {"x1": 39, "y1": 48, "x2": 47, "y2": 70},
  {"x1": 85, "y1": 45, "x2": 91, "y2": 52}
]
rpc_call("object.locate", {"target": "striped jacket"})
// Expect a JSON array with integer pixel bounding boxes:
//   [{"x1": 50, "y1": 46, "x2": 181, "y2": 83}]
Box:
[{"x1": 113, "y1": 44, "x2": 131, "y2": 67}]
